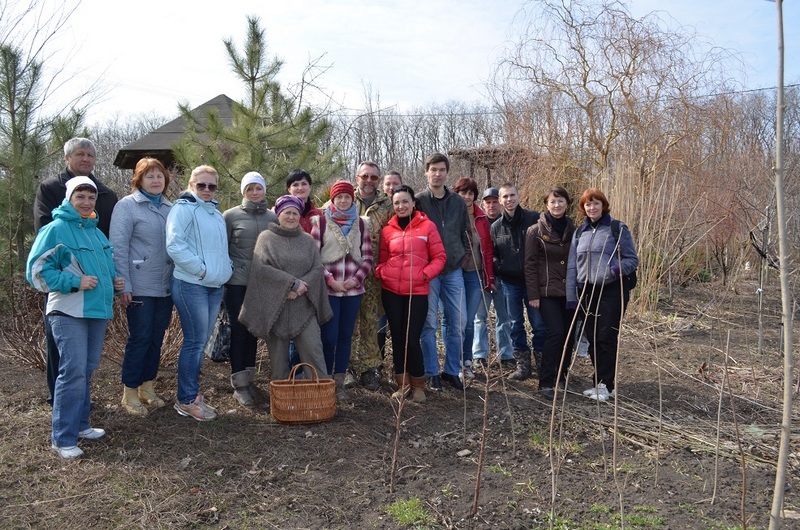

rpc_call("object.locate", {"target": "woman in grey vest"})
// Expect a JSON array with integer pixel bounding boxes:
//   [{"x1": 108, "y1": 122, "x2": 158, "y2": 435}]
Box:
[{"x1": 223, "y1": 172, "x2": 276, "y2": 406}]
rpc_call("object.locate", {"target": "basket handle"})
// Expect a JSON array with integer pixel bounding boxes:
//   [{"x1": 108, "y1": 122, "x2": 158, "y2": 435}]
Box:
[{"x1": 288, "y1": 362, "x2": 321, "y2": 382}]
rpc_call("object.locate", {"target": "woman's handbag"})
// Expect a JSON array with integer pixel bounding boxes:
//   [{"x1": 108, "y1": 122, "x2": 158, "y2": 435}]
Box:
[
  {"x1": 204, "y1": 305, "x2": 231, "y2": 363},
  {"x1": 269, "y1": 363, "x2": 336, "y2": 424}
]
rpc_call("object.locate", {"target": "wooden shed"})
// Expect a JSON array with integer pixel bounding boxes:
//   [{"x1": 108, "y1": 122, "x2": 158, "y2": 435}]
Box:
[{"x1": 113, "y1": 94, "x2": 235, "y2": 170}]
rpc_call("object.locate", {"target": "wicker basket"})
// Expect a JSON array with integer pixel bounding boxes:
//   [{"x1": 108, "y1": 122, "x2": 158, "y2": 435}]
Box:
[{"x1": 269, "y1": 363, "x2": 336, "y2": 424}]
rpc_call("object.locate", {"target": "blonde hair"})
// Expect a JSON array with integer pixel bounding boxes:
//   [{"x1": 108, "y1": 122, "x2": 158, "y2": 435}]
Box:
[{"x1": 188, "y1": 165, "x2": 219, "y2": 191}]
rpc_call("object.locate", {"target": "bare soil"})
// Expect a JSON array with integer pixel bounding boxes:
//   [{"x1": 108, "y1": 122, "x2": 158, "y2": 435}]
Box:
[{"x1": 1, "y1": 280, "x2": 799, "y2": 529}]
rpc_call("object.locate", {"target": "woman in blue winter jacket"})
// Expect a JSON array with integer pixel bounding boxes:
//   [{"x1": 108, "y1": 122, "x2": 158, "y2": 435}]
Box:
[
  {"x1": 110, "y1": 157, "x2": 174, "y2": 417},
  {"x1": 166, "y1": 165, "x2": 233, "y2": 421},
  {"x1": 27, "y1": 177, "x2": 124, "y2": 459},
  {"x1": 566, "y1": 188, "x2": 638, "y2": 402}
]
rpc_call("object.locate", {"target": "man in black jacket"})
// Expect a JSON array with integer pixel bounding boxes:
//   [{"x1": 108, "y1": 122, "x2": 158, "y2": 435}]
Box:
[
  {"x1": 33, "y1": 137, "x2": 118, "y2": 404},
  {"x1": 491, "y1": 183, "x2": 546, "y2": 381}
]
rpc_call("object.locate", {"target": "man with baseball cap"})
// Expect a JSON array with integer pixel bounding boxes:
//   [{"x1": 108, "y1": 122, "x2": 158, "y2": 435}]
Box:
[{"x1": 472, "y1": 187, "x2": 513, "y2": 370}]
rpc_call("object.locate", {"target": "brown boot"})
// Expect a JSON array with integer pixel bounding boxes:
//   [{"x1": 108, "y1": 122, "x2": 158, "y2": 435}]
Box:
[
  {"x1": 138, "y1": 380, "x2": 166, "y2": 408},
  {"x1": 508, "y1": 350, "x2": 532, "y2": 381},
  {"x1": 391, "y1": 373, "x2": 411, "y2": 400},
  {"x1": 122, "y1": 386, "x2": 148, "y2": 417},
  {"x1": 410, "y1": 376, "x2": 427, "y2": 403}
]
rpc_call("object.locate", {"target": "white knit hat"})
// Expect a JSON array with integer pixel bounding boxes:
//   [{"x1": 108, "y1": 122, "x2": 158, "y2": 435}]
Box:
[
  {"x1": 241, "y1": 171, "x2": 266, "y2": 195},
  {"x1": 65, "y1": 176, "x2": 97, "y2": 199}
]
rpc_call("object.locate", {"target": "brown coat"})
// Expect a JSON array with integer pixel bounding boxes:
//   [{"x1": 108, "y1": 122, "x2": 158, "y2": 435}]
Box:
[{"x1": 524, "y1": 214, "x2": 576, "y2": 301}]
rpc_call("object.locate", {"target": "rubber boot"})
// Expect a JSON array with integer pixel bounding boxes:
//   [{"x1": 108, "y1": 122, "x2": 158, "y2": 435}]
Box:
[
  {"x1": 122, "y1": 385, "x2": 148, "y2": 417},
  {"x1": 333, "y1": 373, "x2": 350, "y2": 402},
  {"x1": 410, "y1": 376, "x2": 427, "y2": 403},
  {"x1": 246, "y1": 366, "x2": 258, "y2": 394},
  {"x1": 391, "y1": 373, "x2": 411, "y2": 400},
  {"x1": 532, "y1": 350, "x2": 543, "y2": 377},
  {"x1": 231, "y1": 370, "x2": 254, "y2": 406},
  {"x1": 138, "y1": 380, "x2": 165, "y2": 408},
  {"x1": 508, "y1": 350, "x2": 532, "y2": 381},
  {"x1": 377, "y1": 331, "x2": 387, "y2": 360}
]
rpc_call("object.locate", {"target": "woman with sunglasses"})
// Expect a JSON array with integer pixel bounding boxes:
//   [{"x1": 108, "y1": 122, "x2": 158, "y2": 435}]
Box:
[{"x1": 166, "y1": 165, "x2": 233, "y2": 421}]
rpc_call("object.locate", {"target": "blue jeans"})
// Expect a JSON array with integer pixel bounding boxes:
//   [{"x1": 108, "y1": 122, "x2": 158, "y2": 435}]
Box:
[
  {"x1": 500, "y1": 279, "x2": 546, "y2": 352},
  {"x1": 461, "y1": 269, "x2": 484, "y2": 363},
  {"x1": 121, "y1": 296, "x2": 173, "y2": 388},
  {"x1": 172, "y1": 278, "x2": 224, "y2": 404},
  {"x1": 321, "y1": 294, "x2": 363, "y2": 374},
  {"x1": 49, "y1": 315, "x2": 107, "y2": 447},
  {"x1": 472, "y1": 285, "x2": 513, "y2": 360},
  {"x1": 421, "y1": 269, "x2": 466, "y2": 377}
]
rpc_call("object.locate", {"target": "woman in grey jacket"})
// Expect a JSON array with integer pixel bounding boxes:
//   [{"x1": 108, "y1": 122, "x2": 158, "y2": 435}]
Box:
[
  {"x1": 166, "y1": 165, "x2": 233, "y2": 421},
  {"x1": 110, "y1": 158, "x2": 174, "y2": 417},
  {"x1": 566, "y1": 188, "x2": 638, "y2": 402},
  {"x1": 222, "y1": 172, "x2": 276, "y2": 406}
]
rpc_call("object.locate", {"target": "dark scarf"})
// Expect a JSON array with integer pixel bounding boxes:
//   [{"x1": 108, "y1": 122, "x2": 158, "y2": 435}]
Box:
[{"x1": 546, "y1": 212, "x2": 567, "y2": 238}]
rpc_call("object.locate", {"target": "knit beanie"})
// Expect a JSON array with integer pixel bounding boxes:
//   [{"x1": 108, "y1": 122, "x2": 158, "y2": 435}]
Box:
[
  {"x1": 330, "y1": 180, "x2": 355, "y2": 200},
  {"x1": 65, "y1": 176, "x2": 97, "y2": 199},
  {"x1": 241, "y1": 171, "x2": 266, "y2": 195},
  {"x1": 274, "y1": 194, "x2": 305, "y2": 216}
]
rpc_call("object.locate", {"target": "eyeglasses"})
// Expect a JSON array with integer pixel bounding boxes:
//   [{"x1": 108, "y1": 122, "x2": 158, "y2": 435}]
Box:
[
  {"x1": 358, "y1": 174, "x2": 379, "y2": 181},
  {"x1": 195, "y1": 182, "x2": 218, "y2": 191}
]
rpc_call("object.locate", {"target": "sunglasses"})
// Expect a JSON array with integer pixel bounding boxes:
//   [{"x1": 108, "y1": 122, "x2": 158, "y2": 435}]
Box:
[
  {"x1": 358, "y1": 174, "x2": 379, "y2": 181},
  {"x1": 195, "y1": 182, "x2": 218, "y2": 191}
]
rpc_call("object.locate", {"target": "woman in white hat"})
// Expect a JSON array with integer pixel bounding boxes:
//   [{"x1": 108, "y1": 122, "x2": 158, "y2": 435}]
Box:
[
  {"x1": 27, "y1": 176, "x2": 124, "y2": 459},
  {"x1": 222, "y1": 171, "x2": 276, "y2": 405}
]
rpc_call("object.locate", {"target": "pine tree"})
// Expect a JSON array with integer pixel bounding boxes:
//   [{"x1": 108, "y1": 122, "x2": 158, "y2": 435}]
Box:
[{"x1": 172, "y1": 16, "x2": 341, "y2": 207}]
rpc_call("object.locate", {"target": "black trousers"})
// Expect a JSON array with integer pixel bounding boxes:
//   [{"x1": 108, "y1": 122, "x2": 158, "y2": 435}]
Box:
[
  {"x1": 580, "y1": 282, "x2": 624, "y2": 392},
  {"x1": 381, "y1": 289, "x2": 427, "y2": 378},
  {"x1": 224, "y1": 284, "x2": 258, "y2": 373},
  {"x1": 537, "y1": 296, "x2": 575, "y2": 388}
]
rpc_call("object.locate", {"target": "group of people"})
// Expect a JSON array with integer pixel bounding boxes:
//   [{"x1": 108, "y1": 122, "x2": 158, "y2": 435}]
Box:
[{"x1": 26, "y1": 139, "x2": 638, "y2": 460}]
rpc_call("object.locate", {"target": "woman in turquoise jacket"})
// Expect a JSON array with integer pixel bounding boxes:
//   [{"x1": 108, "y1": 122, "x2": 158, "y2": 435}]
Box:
[{"x1": 27, "y1": 176, "x2": 123, "y2": 459}]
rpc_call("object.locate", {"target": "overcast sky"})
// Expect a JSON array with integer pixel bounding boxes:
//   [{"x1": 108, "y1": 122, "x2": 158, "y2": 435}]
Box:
[{"x1": 22, "y1": 0, "x2": 800, "y2": 124}]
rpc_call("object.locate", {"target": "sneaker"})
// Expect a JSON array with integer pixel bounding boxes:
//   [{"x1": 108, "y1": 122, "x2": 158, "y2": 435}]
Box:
[
  {"x1": 343, "y1": 369, "x2": 358, "y2": 389},
  {"x1": 51, "y1": 445, "x2": 83, "y2": 459},
  {"x1": 427, "y1": 375, "x2": 443, "y2": 392},
  {"x1": 539, "y1": 387, "x2": 555, "y2": 400},
  {"x1": 459, "y1": 361, "x2": 475, "y2": 380},
  {"x1": 473, "y1": 358, "x2": 487, "y2": 371},
  {"x1": 500, "y1": 359, "x2": 516, "y2": 371},
  {"x1": 360, "y1": 368, "x2": 382, "y2": 391},
  {"x1": 174, "y1": 394, "x2": 217, "y2": 421},
  {"x1": 78, "y1": 427, "x2": 106, "y2": 440},
  {"x1": 584, "y1": 383, "x2": 610, "y2": 402},
  {"x1": 441, "y1": 372, "x2": 464, "y2": 390}
]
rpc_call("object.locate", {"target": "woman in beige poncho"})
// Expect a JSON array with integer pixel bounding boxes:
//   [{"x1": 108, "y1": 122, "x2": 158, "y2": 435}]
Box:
[{"x1": 239, "y1": 195, "x2": 331, "y2": 380}]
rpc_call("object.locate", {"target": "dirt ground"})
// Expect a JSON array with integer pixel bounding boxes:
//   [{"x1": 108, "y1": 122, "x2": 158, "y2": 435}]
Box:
[{"x1": 0, "y1": 279, "x2": 799, "y2": 530}]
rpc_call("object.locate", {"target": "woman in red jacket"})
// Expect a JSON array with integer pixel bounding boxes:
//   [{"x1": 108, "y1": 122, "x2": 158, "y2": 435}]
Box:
[
  {"x1": 452, "y1": 177, "x2": 494, "y2": 381},
  {"x1": 375, "y1": 185, "x2": 446, "y2": 403}
]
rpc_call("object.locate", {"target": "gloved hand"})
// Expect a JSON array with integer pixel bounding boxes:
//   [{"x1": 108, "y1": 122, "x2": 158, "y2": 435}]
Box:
[{"x1": 610, "y1": 264, "x2": 620, "y2": 279}]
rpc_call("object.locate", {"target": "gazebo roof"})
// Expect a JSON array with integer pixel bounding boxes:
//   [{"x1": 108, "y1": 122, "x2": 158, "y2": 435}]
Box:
[{"x1": 113, "y1": 94, "x2": 236, "y2": 170}]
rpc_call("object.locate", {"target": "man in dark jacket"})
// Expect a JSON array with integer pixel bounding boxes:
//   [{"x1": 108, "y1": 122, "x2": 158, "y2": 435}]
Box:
[
  {"x1": 33, "y1": 137, "x2": 118, "y2": 404},
  {"x1": 472, "y1": 187, "x2": 514, "y2": 368},
  {"x1": 491, "y1": 183, "x2": 546, "y2": 381},
  {"x1": 415, "y1": 153, "x2": 470, "y2": 391}
]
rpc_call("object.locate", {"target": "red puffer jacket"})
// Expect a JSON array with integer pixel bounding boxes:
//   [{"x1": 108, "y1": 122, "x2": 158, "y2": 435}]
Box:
[
  {"x1": 375, "y1": 212, "x2": 446, "y2": 296},
  {"x1": 472, "y1": 204, "x2": 495, "y2": 291}
]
